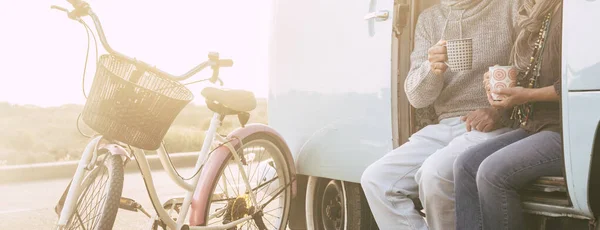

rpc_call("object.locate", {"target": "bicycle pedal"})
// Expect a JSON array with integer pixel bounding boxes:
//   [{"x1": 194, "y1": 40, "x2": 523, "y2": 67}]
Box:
[
  {"x1": 162, "y1": 197, "x2": 184, "y2": 211},
  {"x1": 150, "y1": 218, "x2": 168, "y2": 230},
  {"x1": 119, "y1": 197, "x2": 141, "y2": 212}
]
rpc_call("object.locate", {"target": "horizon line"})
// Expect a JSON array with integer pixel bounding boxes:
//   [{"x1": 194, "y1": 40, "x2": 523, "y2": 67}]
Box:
[{"x1": 0, "y1": 97, "x2": 269, "y2": 108}]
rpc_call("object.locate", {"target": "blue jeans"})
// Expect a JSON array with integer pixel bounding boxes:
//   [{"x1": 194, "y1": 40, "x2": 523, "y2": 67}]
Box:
[{"x1": 453, "y1": 129, "x2": 563, "y2": 230}]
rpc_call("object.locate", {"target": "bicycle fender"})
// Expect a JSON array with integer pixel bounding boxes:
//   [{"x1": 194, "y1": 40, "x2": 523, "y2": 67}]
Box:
[
  {"x1": 99, "y1": 143, "x2": 129, "y2": 158},
  {"x1": 226, "y1": 124, "x2": 297, "y2": 196},
  {"x1": 188, "y1": 124, "x2": 297, "y2": 226}
]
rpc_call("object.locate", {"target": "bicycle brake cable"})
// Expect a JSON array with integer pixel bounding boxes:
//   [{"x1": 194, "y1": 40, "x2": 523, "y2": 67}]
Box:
[
  {"x1": 75, "y1": 19, "x2": 99, "y2": 138},
  {"x1": 163, "y1": 139, "x2": 235, "y2": 181},
  {"x1": 79, "y1": 19, "x2": 97, "y2": 99}
]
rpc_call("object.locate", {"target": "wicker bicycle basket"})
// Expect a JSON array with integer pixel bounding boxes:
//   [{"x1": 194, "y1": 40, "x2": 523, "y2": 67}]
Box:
[{"x1": 82, "y1": 54, "x2": 194, "y2": 150}]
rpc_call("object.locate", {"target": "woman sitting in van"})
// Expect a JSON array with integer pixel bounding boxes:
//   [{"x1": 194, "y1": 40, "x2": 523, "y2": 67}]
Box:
[{"x1": 452, "y1": 0, "x2": 563, "y2": 229}]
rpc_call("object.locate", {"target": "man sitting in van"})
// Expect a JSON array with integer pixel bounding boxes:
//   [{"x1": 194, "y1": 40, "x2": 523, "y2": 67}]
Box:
[{"x1": 361, "y1": 0, "x2": 523, "y2": 229}]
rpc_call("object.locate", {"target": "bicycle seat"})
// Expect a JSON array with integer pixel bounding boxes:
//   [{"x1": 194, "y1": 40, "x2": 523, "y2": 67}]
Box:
[{"x1": 201, "y1": 87, "x2": 257, "y2": 113}]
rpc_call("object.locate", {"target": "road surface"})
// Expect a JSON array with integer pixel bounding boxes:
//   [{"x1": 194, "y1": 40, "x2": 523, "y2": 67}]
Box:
[{"x1": 0, "y1": 167, "x2": 200, "y2": 230}]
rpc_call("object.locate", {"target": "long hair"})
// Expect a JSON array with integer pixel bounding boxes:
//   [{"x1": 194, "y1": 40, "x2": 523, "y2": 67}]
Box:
[{"x1": 511, "y1": 0, "x2": 562, "y2": 71}]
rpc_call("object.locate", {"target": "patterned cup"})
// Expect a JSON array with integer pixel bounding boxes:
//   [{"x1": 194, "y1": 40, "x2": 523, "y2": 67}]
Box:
[
  {"x1": 446, "y1": 38, "x2": 473, "y2": 72},
  {"x1": 489, "y1": 66, "x2": 518, "y2": 101}
]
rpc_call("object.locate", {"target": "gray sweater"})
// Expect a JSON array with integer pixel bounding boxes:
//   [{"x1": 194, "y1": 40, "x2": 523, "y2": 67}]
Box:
[{"x1": 404, "y1": 0, "x2": 523, "y2": 120}]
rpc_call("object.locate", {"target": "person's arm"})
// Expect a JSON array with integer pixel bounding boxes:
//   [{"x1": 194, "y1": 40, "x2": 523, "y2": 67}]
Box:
[
  {"x1": 404, "y1": 15, "x2": 444, "y2": 109},
  {"x1": 526, "y1": 84, "x2": 560, "y2": 102},
  {"x1": 490, "y1": 83, "x2": 560, "y2": 109}
]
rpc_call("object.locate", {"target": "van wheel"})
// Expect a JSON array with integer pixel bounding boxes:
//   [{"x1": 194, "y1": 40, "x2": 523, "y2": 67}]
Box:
[{"x1": 306, "y1": 176, "x2": 378, "y2": 230}]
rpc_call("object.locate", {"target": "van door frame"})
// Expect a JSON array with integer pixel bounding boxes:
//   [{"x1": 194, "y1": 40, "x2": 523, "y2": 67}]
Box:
[
  {"x1": 392, "y1": 0, "x2": 414, "y2": 148},
  {"x1": 394, "y1": 0, "x2": 437, "y2": 147}
]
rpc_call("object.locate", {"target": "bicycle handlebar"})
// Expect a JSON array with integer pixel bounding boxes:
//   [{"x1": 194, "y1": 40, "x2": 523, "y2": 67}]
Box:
[{"x1": 52, "y1": 0, "x2": 233, "y2": 83}]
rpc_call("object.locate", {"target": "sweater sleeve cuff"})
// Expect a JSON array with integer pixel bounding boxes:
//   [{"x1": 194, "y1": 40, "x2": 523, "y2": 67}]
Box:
[
  {"x1": 404, "y1": 62, "x2": 444, "y2": 108},
  {"x1": 405, "y1": 61, "x2": 439, "y2": 94}
]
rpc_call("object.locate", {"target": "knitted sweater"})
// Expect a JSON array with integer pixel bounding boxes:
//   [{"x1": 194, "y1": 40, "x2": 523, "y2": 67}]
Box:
[{"x1": 405, "y1": 0, "x2": 523, "y2": 120}]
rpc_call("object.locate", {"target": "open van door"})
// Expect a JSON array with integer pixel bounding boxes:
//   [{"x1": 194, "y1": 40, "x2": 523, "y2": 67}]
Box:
[{"x1": 268, "y1": 0, "x2": 400, "y2": 182}]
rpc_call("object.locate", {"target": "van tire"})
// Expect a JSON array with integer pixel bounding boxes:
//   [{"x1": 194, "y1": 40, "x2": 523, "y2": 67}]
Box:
[{"x1": 306, "y1": 176, "x2": 378, "y2": 230}]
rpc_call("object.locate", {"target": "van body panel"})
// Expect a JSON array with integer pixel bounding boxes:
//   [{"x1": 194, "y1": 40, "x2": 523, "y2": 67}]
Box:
[
  {"x1": 563, "y1": 0, "x2": 600, "y2": 91},
  {"x1": 268, "y1": 0, "x2": 396, "y2": 180},
  {"x1": 562, "y1": 92, "x2": 600, "y2": 218}
]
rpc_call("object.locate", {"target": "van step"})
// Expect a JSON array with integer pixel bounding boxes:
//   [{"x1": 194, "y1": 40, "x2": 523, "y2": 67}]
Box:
[
  {"x1": 533, "y1": 176, "x2": 566, "y2": 187},
  {"x1": 521, "y1": 191, "x2": 571, "y2": 207},
  {"x1": 524, "y1": 184, "x2": 567, "y2": 193},
  {"x1": 524, "y1": 176, "x2": 567, "y2": 193}
]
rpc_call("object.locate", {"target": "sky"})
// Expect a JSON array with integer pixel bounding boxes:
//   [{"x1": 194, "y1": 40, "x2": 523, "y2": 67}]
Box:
[{"x1": 0, "y1": 0, "x2": 272, "y2": 107}]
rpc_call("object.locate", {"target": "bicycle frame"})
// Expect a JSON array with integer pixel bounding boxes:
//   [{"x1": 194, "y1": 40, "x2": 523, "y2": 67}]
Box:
[
  {"x1": 53, "y1": 2, "x2": 272, "y2": 229},
  {"x1": 56, "y1": 113, "x2": 262, "y2": 230}
]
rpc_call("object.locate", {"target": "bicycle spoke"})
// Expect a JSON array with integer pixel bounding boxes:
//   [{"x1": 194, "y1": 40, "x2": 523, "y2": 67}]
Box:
[
  {"x1": 246, "y1": 146, "x2": 257, "y2": 182},
  {"x1": 88, "y1": 192, "x2": 108, "y2": 228},
  {"x1": 76, "y1": 175, "x2": 98, "y2": 227},
  {"x1": 89, "y1": 173, "x2": 109, "y2": 227},
  {"x1": 264, "y1": 212, "x2": 281, "y2": 218},
  {"x1": 79, "y1": 168, "x2": 106, "y2": 213},
  {"x1": 254, "y1": 177, "x2": 278, "y2": 191},
  {"x1": 84, "y1": 208, "x2": 104, "y2": 229},
  {"x1": 260, "y1": 185, "x2": 284, "y2": 205},
  {"x1": 80, "y1": 170, "x2": 109, "y2": 228},
  {"x1": 257, "y1": 166, "x2": 276, "y2": 203},
  {"x1": 248, "y1": 147, "x2": 266, "y2": 187},
  {"x1": 76, "y1": 184, "x2": 94, "y2": 223},
  {"x1": 240, "y1": 220, "x2": 251, "y2": 229},
  {"x1": 76, "y1": 211, "x2": 86, "y2": 230},
  {"x1": 72, "y1": 164, "x2": 111, "y2": 230},
  {"x1": 263, "y1": 206, "x2": 283, "y2": 214},
  {"x1": 216, "y1": 179, "x2": 231, "y2": 200},
  {"x1": 225, "y1": 165, "x2": 240, "y2": 197},
  {"x1": 236, "y1": 158, "x2": 241, "y2": 194},
  {"x1": 263, "y1": 216, "x2": 276, "y2": 229},
  {"x1": 68, "y1": 211, "x2": 81, "y2": 230},
  {"x1": 204, "y1": 141, "x2": 289, "y2": 230},
  {"x1": 210, "y1": 197, "x2": 237, "y2": 202}
]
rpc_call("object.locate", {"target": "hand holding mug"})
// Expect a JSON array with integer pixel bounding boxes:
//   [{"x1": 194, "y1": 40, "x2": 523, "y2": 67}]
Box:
[
  {"x1": 483, "y1": 65, "x2": 501, "y2": 105},
  {"x1": 489, "y1": 66, "x2": 518, "y2": 101},
  {"x1": 490, "y1": 87, "x2": 532, "y2": 109},
  {"x1": 428, "y1": 40, "x2": 448, "y2": 76}
]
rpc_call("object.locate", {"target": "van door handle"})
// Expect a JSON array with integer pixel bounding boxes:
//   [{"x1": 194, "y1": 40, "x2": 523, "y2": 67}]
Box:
[{"x1": 364, "y1": 10, "x2": 389, "y2": 21}]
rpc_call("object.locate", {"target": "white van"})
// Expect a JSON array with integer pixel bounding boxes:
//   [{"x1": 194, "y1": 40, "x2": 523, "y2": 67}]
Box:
[{"x1": 268, "y1": 0, "x2": 600, "y2": 229}]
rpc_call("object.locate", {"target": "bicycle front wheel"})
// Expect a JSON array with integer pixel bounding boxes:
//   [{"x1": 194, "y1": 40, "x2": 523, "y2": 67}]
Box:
[
  {"x1": 200, "y1": 134, "x2": 292, "y2": 229},
  {"x1": 59, "y1": 153, "x2": 125, "y2": 230}
]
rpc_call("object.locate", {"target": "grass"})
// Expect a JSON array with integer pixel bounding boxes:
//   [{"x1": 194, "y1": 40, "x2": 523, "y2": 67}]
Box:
[{"x1": 0, "y1": 100, "x2": 267, "y2": 166}]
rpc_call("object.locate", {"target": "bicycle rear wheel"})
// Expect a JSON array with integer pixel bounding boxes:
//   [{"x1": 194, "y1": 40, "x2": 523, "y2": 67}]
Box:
[
  {"x1": 59, "y1": 153, "x2": 125, "y2": 230},
  {"x1": 200, "y1": 134, "x2": 292, "y2": 229}
]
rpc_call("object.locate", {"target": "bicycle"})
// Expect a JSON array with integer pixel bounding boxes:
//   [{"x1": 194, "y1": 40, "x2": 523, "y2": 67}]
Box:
[{"x1": 50, "y1": 1, "x2": 297, "y2": 229}]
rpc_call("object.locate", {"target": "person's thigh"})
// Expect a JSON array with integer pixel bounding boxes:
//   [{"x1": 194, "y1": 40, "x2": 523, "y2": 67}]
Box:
[
  {"x1": 454, "y1": 129, "x2": 530, "y2": 179},
  {"x1": 416, "y1": 126, "x2": 513, "y2": 184},
  {"x1": 362, "y1": 123, "x2": 451, "y2": 197},
  {"x1": 478, "y1": 130, "x2": 564, "y2": 190},
  {"x1": 476, "y1": 131, "x2": 563, "y2": 229}
]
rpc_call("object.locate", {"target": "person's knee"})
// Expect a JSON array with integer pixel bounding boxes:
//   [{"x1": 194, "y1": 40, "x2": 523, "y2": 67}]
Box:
[
  {"x1": 419, "y1": 154, "x2": 453, "y2": 182},
  {"x1": 454, "y1": 150, "x2": 477, "y2": 180},
  {"x1": 476, "y1": 157, "x2": 508, "y2": 190},
  {"x1": 417, "y1": 158, "x2": 453, "y2": 195},
  {"x1": 361, "y1": 161, "x2": 383, "y2": 190}
]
